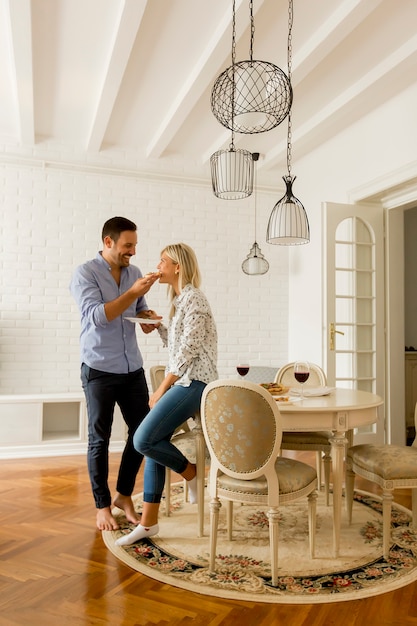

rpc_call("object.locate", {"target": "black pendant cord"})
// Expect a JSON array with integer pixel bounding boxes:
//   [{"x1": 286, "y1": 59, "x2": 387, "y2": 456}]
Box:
[
  {"x1": 230, "y1": 0, "x2": 236, "y2": 150},
  {"x1": 286, "y1": 0, "x2": 293, "y2": 179},
  {"x1": 253, "y1": 151, "x2": 259, "y2": 243}
]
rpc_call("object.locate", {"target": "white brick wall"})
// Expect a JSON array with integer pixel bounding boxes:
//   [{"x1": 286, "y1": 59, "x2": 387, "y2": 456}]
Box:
[{"x1": 0, "y1": 152, "x2": 289, "y2": 394}]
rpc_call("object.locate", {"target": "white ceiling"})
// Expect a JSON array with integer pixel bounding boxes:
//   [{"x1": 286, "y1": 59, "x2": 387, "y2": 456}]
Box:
[{"x1": 1, "y1": 0, "x2": 417, "y2": 180}]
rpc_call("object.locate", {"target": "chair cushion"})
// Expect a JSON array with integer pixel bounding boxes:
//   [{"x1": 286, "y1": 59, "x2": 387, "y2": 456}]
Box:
[
  {"x1": 217, "y1": 457, "x2": 317, "y2": 496},
  {"x1": 348, "y1": 444, "x2": 417, "y2": 480},
  {"x1": 282, "y1": 431, "x2": 332, "y2": 446},
  {"x1": 171, "y1": 432, "x2": 211, "y2": 463}
]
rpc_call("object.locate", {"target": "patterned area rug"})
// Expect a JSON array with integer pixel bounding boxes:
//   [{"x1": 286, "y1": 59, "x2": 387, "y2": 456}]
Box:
[{"x1": 103, "y1": 486, "x2": 417, "y2": 604}]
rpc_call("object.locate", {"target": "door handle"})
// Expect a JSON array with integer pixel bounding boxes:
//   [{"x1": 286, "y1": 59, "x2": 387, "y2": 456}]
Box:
[{"x1": 329, "y1": 323, "x2": 344, "y2": 351}]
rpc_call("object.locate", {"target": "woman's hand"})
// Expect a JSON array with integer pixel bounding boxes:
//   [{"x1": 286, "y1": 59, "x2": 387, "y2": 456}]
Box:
[
  {"x1": 149, "y1": 388, "x2": 165, "y2": 408},
  {"x1": 149, "y1": 373, "x2": 178, "y2": 408}
]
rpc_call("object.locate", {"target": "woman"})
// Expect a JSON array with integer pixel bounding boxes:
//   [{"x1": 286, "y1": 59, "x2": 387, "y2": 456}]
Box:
[{"x1": 116, "y1": 243, "x2": 218, "y2": 545}]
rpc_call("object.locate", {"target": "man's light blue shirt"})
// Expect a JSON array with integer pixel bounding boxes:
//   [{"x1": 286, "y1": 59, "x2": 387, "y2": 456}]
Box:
[{"x1": 70, "y1": 252, "x2": 149, "y2": 374}]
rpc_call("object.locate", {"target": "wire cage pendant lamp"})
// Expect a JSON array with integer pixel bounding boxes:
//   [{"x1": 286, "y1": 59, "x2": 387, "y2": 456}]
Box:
[
  {"x1": 266, "y1": 170, "x2": 310, "y2": 245},
  {"x1": 211, "y1": 0, "x2": 292, "y2": 135},
  {"x1": 242, "y1": 152, "x2": 269, "y2": 275},
  {"x1": 210, "y1": 131, "x2": 254, "y2": 200},
  {"x1": 266, "y1": 0, "x2": 310, "y2": 245},
  {"x1": 210, "y1": 0, "x2": 291, "y2": 199}
]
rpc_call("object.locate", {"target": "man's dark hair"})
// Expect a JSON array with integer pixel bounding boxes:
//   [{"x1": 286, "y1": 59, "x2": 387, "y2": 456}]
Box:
[{"x1": 102, "y1": 217, "x2": 137, "y2": 242}]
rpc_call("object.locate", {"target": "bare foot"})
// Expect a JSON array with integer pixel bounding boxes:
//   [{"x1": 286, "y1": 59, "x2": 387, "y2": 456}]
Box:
[
  {"x1": 113, "y1": 493, "x2": 141, "y2": 525},
  {"x1": 96, "y1": 506, "x2": 120, "y2": 531}
]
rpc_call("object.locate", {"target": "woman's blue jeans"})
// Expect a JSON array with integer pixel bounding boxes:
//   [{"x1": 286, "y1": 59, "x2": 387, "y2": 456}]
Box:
[{"x1": 133, "y1": 380, "x2": 205, "y2": 503}]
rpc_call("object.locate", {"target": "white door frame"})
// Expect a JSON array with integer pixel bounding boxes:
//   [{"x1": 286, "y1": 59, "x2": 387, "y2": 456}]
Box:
[
  {"x1": 349, "y1": 169, "x2": 417, "y2": 445},
  {"x1": 323, "y1": 202, "x2": 385, "y2": 445},
  {"x1": 384, "y1": 207, "x2": 405, "y2": 445}
]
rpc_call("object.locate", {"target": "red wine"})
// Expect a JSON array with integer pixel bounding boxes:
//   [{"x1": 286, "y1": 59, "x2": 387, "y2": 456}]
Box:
[
  {"x1": 294, "y1": 371, "x2": 309, "y2": 384},
  {"x1": 237, "y1": 366, "x2": 250, "y2": 377}
]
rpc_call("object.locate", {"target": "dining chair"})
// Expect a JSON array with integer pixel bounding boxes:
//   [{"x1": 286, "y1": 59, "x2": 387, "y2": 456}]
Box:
[
  {"x1": 201, "y1": 379, "x2": 318, "y2": 587},
  {"x1": 243, "y1": 365, "x2": 279, "y2": 384},
  {"x1": 275, "y1": 362, "x2": 333, "y2": 505},
  {"x1": 149, "y1": 365, "x2": 209, "y2": 537},
  {"x1": 346, "y1": 402, "x2": 417, "y2": 559}
]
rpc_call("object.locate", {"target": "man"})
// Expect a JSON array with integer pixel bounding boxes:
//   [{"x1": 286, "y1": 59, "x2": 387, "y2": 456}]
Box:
[{"x1": 70, "y1": 216, "x2": 160, "y2": 531}]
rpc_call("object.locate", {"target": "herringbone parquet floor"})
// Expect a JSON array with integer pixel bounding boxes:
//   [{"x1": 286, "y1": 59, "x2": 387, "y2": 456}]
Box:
[{"x1": 1, "y1": 452, "x2": 417, "y2": 626}]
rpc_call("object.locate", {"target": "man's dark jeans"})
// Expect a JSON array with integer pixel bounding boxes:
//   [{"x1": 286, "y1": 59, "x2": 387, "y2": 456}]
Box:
[{"x1": 81, "y1": 364, "x2": 149, "y2": 509}]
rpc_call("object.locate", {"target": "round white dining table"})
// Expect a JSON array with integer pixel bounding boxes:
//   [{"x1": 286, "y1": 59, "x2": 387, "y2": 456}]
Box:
[{"x1": 277, "y1": 388, "x2": 383, "y2": 557}]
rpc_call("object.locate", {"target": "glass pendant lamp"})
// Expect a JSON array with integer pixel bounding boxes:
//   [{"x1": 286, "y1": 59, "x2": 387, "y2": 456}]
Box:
[{"x1": 242, "y1": 153, "x2": 269, "y2": 274}]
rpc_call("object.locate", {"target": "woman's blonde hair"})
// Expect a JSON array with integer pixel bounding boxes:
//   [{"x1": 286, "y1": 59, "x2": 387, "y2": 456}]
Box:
[{"x1": 161, "y1": 243, "x2": 201, "y2": 317}]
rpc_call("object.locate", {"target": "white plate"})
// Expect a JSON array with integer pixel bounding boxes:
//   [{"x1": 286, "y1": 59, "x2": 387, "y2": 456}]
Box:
[
  {"x1": 272, "y1": 395, "x2": 302, "y2": 404},
  {"x1": 125, "y1": 317, "x2": 164, "y2": 325}
]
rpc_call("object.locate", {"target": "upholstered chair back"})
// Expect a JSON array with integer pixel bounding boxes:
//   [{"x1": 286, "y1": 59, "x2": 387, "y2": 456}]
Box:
[
  {"x1": 201, "y1": 380, "x2": 283, "y2": 502},
  {"x1": 275, "y1": 362, "x2": 327, "y2": 388}
]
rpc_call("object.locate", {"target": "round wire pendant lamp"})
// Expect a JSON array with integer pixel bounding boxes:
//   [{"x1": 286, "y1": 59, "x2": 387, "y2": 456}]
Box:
[
  {"x1": 210, "y1": 145, "x2": 253, "y2": 199},
  {"x1": 266, "y1": 175, "x2": 310, "y2": 245},
  {"x1": 211, "y1": 60, "x2": 292, "y2": 134}
]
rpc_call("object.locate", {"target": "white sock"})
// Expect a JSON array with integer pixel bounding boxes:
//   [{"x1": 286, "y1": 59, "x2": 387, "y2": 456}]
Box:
[
  {"x1": 188, "y1": 475, "x2": 198, "y2": 504},
  {"x1": 115, "y1": 523, "x2": 159, "y2": 546}
]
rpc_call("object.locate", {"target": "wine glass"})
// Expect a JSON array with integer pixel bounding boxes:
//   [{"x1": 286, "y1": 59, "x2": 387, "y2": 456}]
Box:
[
  {"x1": 294, "y1": 361, "x2": 310, "y2": 399},
  {"x1": 236, "y1": 361, "x2": 250, "y2": 379}
]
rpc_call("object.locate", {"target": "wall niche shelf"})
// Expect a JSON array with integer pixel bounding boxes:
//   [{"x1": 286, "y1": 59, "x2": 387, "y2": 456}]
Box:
[
  {"x1": 0, "y1": 393, "x2": 127, "y2": 458},
  {"x1": 42, "y1": 401, "x2": 82, "y2": 441}
]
